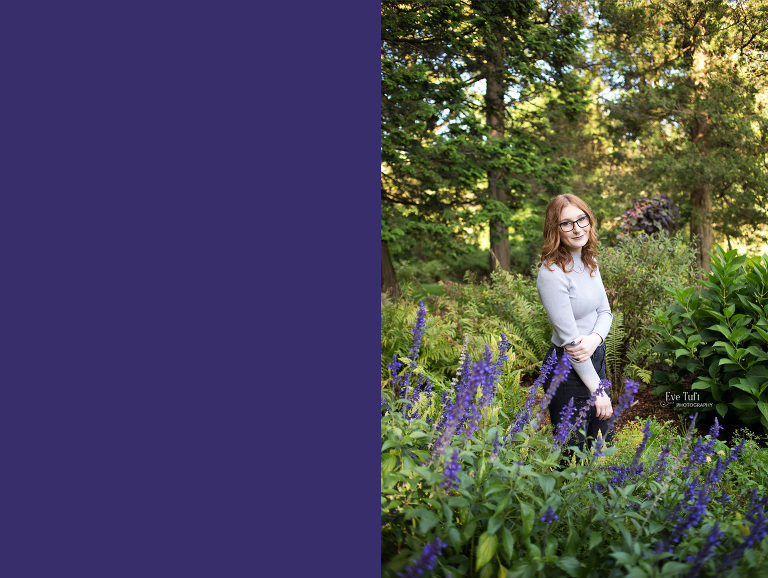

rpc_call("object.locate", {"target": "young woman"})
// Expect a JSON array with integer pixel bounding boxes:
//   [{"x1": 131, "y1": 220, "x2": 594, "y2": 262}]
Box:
[{"x1": 536, "y1": 194, "x2": 613, "y2": 450}]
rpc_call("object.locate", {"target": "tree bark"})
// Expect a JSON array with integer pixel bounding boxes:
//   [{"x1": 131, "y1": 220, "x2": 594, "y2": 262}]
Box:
[
  {"x1": 690, "y1": 179, "x2": 712, "y2": 273},
  {"x1": 381, "y1": 240, "x2": 399, "y2": 296},
  {"x1": 690, "y1": 42, "x2": 713, "y2": 274},
  {"x1": 485, "y1": 35, "x2": 511, "y2": 272}
]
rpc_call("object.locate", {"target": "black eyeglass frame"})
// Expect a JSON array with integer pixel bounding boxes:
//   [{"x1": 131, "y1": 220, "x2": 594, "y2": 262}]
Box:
[{"x1": 558, "y1": 215, "x2": 591, "y2": 233}]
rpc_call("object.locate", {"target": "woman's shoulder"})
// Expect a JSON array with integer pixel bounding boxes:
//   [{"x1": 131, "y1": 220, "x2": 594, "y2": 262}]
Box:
[{"x1": 537, "y1": 260, "x2": 567, "y2": 285}]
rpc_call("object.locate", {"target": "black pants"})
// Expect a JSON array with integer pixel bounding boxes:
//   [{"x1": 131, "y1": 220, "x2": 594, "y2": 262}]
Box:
[{"x1": 545, "y1": 343, "x2": 613, "y2": 453}]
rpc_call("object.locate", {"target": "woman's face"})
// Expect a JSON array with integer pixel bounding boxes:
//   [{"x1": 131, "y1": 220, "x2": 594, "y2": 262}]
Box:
[{"x1": 558, "y1": 203, "x2": 590, "y2": 252}]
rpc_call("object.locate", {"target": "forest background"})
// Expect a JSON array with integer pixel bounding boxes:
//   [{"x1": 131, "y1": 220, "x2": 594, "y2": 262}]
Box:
[{"x1": 381, "y1": 0, "x2": 768, "y2": 293}]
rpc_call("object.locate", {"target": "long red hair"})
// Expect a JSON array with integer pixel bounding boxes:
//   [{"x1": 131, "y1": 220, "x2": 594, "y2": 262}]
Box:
[{"x1": 540, "y1": 194, "x2": 599, "y2": 275}]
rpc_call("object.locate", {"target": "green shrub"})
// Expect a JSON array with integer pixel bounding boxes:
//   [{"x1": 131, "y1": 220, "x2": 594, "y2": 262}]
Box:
[
  {"x1": 600, "y1": 231, "x2": 699, "y2": 390},
  {"x1": 396, "y1": 259, "x2": 453, "y2": 284},
  {"x1": 650, "y1": 246, "x2": 768, "y2": 432}
]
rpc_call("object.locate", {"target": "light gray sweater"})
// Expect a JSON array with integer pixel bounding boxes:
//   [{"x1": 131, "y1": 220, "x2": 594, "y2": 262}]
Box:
[{"x1": 536, "y1": 252, "x2": 613, "y2": 391}]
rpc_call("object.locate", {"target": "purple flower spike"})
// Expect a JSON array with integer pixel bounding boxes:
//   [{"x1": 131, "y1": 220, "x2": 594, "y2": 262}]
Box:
[
  {"x1": 441, "y1": 448, "x2": 461, "y2": 490},
  {"x1": 606, "y1": 380, "x2": 640, "y2": 428},
  {"x1": 506, "y1": 350, "x2": 557, "y2": 442},
  {"x1": 408, "y1": 301, "x2": 427, "y2": 365},
  {"x1": 629, "y1": 418, "x2": 652, "y2": 472},
  {"x1": 553, "y1": 398, "x2": 577, "y2": 448},
  {"x1": 653, "y1": 443, "x2": 672, "y2": 482},
  {"x1": 461, "y1": 361, "x2": 496, "y2": 438},
  {"x1": 593, "y1": 432, "x2": 604, "y2": 460},
  {"x1": 397, "y1": 536, "x2": 447, "y2": 578},
  {"x1": 541, "y1": 505, "x2": 559, "y2": 525},
  {"x1": 685, "y1": 521, "x2": 723, "y2": 577},
  {"x1": 534, "y1": 353, "x2": 572, "y2": 428}
]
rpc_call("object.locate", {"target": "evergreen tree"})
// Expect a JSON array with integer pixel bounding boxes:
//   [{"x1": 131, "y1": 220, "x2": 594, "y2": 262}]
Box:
[
  {"x1": 381, "y1": 0, "x2": 588, "y2": 290},
  {"x1": 595, "y1": 0, "x2": 768, "y2": 270}
]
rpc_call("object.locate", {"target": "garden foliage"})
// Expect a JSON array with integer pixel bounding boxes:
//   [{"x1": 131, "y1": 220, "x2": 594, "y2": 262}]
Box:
[
  {"x1": 382, "y1": 307, "x2": 768, "y2": 577},
  {"x1": 599, "y1": 231, "x2": 699, "y2": 392},
  {"x1": 651, "y1": 246, "x2": 768, "y2": 432}
]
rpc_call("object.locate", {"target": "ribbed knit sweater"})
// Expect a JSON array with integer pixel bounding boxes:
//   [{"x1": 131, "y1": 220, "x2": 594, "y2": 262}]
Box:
[{"x1": 536, "y1": 252, "x2": 613, "y2": 391}]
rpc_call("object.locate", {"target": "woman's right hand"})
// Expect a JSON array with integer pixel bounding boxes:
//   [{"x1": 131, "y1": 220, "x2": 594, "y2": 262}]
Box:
[{"x1": 595, "y1": 392, "x2": 613, "y2": 420}]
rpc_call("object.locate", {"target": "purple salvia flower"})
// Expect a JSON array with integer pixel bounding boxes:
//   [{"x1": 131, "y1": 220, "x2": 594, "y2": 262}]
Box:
[
  {"x1": 718, "y1": 489, "x2": 768, "y2": 571},
  {"x1": 653, "y1": 443, "x2": 672, "y2": 482},
  {"x1": 441, "y1": 448, "x2": 461, "y2": 490},
  {"x1": 571, "y1": 383, "x2": 604, "y2": 436},
  {"x1": 593, "y1": 432, "x2": 605, "y2": 460},
  {"x1": 490, "y1": 431, "x2": 501, "y2": 461},
  {"x1": 435, "y1": 391, "x2": 453, "y2": 436},
  {"x1": 485, "y1": 333, "x2": 510, "y2": 404},
  {"x1": 408, "y1": 300, "x2": 427, "y2": 365},
  {"x1": 541, "y1": 505, "x2": 559, "y2": 525},
  {"x1": 706, "y1": 438, "x2": 746, "y2": 487},
  {"x1": 606, "y1": 379, "x2": 640, "y2": 429},
  {"x1": 482, "y1": 344, "x2": 493, "y2": 364},
  {"x1": 667, "y1": 475, "x2": 712, "y2": 546},
  {"x1": 461, "y1": 361, "x2": 495, "y2": 438},
  {"x1": 424, "y1": 378, "x2": 434, "y2": 424},
  {"x1": 432, "y1": 378, "x2": 475, "y2": 458},
  {"x1": 629, "y1": 418, "x2": 653, "y2": 473},
  {"x1": 388, "y1": 354, "x2": 403, "y2": 397},
  {"x1": 553, "y1": 398, "x2": 577, "y2": 448},
  {"x1": 534, "y1": 353, "x2": 572, "y2": 428},
  {"x1": 505, "y1": 350, "x2": 557, "y2": 442},
  {"x1": 682, "y1": 438, "x2": 706, "y2": 478},
  {"x1": 684, "y1": 521, "x2": 723, "y2": 578},
  {"x1": 399, "y1": 301, "x2": 427, "y2": 402},
  {"x1": 397, "y1": 536, "x2": 447, "y2": 578}
]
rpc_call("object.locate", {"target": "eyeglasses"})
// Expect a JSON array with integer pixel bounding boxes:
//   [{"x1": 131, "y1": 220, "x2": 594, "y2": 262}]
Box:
[{"x1": 559, "y1": 215, "x2": 590, "y2": 232}]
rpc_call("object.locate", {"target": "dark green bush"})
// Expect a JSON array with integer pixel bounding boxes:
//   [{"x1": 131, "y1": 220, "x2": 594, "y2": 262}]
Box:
[
  {"x1": 599, "y1": 231, "x2": 699, "y2": 390},
  {"x1": 650, "y1": 246, "x2": 768, "y2": 431}
]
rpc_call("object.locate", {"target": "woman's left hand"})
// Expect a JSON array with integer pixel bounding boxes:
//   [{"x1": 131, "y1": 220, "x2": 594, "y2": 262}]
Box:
[{"x1": 565, "y1": 333, "x2": 602, "y2": 362}]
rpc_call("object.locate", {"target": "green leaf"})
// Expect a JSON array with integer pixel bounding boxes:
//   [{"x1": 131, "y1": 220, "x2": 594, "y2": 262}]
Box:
[
  {"x1": 476, "y1": 532, "x2": 498, "y2": 570},
  {"x1": 487, "y1": 515, "x2": 504, "y2": 536},
  {"x1": 732, "y1": 394, "x2": 757, "y2": 411},
  {"x1": 520, "y1": 502, "x2": 534, "y2": 536},
  {"x1": 746, "y1": 346, "x2": 768, "y2": 360},
  {"x1": 463, "y1": 518, "x2": 477, "y2": 541},
  {"x1": 758, "y1": 401, "x2": 768, "y2": 423},
  {"x1": 556, "y1": 556, "x2": 581, "y2": 576},
  {"x1": 448, "y1": 527, "x2": 462, "y2": 548},
  {"x1": 381, "y1": 453, "x2": 398, "y2": 476},
  {"x1": 500, "y1": 527, "x2": 515, "y2": 560},
  {"x1": 717, "y1": 403, "x2": 728, "y2": 417},
  {"x1": 537, "y1": 476, "x2": 555, "y2": 497},
  {"x1": 730, "y1": 378, "x2": 758, "y2": 396},
  {"x1": 610, "y1": 552, "x2": 636, "y2": 565},
  {"x1": 660, "y1": 561, "x2": 691, "y2": 576},
  {"x1": 711, "y1": 324, "x2": 732, "y2": 338},
  {"x1": 418, "y1": 510, "x2": 441, "y2": 534},
  {"x1": 589, "y1": 531, "x2": 602, "y2": 549},
  {"x1": 625, "y1": 567, "x2": 649, "y2": 578}
]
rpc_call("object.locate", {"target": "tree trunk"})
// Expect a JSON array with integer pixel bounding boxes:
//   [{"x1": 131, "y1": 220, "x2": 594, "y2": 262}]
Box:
[
  {"x1": 690, "y1": 42, "x2": 713, "y2": 274},
  {"x1": 690, "y1": 180, "x2": 712, "y2": 273},
  {"x1": 381, "y1": 240, "x2": 399, "y2": 296},
  {"x1": 485, "y1": 36, "x2": 511, "y2": 272}
]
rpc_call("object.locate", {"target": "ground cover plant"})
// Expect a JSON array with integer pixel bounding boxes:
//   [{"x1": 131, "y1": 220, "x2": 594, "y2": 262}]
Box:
[
  {"x1": 651, "y1": 246, "x2": 768, "y2": 433},
  {"x1": 381, "y1": 304, "x2": 768, "y2": 577}
]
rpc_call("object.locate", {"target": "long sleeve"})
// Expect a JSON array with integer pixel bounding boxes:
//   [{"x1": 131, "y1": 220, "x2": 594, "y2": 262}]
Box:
[{"x1": 536, "y1": 256, "x2": 612, "y2": 393}]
